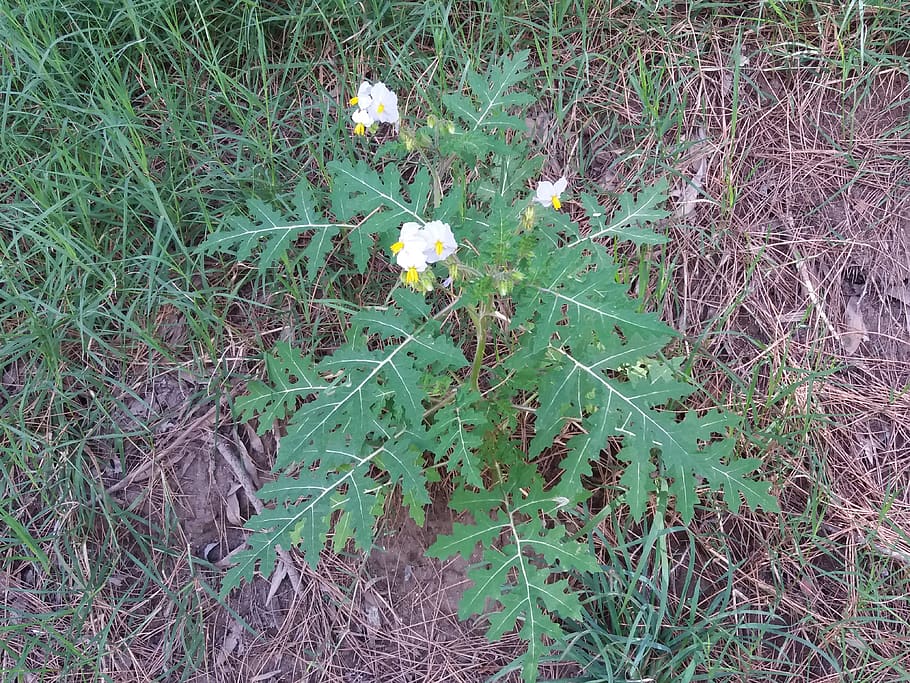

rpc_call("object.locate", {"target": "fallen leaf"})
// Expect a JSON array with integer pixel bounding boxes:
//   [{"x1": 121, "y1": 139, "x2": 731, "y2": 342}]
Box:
[
  {"x1": 225, "y1": 485, "x2": 244, "y2": 526},
  {"x1": 265, "y1": 561, "x2": 288, "y2": 606},
  {"x1": 840, "y1": 296, "x2": 868, "y2": 353},
  {"x1": 671, "y1": 129, "x2": 708, "y2": 218},
  {"x1": 885, "y1": 283, "x2": 910, "y2": 307},
  {"x1": 215, "y1": 619, "x2": 243, "y2": 667}
]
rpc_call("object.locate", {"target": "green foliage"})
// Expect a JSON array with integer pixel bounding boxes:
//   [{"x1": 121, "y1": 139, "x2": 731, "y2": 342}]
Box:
[
  {"x1": 223, "y1": 290, "x2": 466, "y2": 587},
  {"x1": 439, "y1": 50, "x2": 535, "y2": 161},
  {"x1": 329, "y1": 161, "x2": 432, "y2": 271},
  {"x1": 236, "y1": 341, "x2": 327, "y2": 427},
  {"x1": 199, "y1": 161, "x2": 434, "y2": 278},
  {"x1": 198, "y1": 180, "x2": 337, "y2": 278},
  {"x1": 562, "y1": 509, "x2": 838, "y2": 682},
  {"x1": 427, "y1": 464, "x2": 601, "y2": 680},
  {"x1": 215, "y1": 52, "x2": 778, "y2": 680}
]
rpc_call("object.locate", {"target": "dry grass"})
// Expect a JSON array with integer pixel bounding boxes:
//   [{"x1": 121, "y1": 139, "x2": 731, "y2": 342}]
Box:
[
  {"x1": 623, "y1": 28, "x2": 909, "y2": 683},
  {"x1": 525, "y1": 5, "x2": 910, "y2": 678}
]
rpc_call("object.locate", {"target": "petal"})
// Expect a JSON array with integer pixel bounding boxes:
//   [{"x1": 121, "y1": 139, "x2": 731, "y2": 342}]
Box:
[
  {"x1": 396, "y1": 243, "x2": 428, "y2": 270},
  {"x1": 399, "y1": 222, "x2": 424, "y2": 247},
  {"x1": 535, "y1": 181, "x2": 554, "y2": 205},
  {"x1": 554, "y1": 176, "x2": 567, "y2": 194},
  {"x1": 352, "y1": 109, "x2": 373, "y2": 125}
]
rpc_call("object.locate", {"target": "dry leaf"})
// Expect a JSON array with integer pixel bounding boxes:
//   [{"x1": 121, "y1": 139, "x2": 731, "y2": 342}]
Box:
[
  {"x1": 233, "y1": 426, "x2": 262, "y2": 488},
  {"x1": 265, "y1": 561, "x2": 288, "y2": 606},
  {"x1": 215, "y1": 619, "x2": 244, "y2": 667},
  {"x1": 225, "y1": 485, "x2": 244, "y2": 526},
  {"x1": 840, "y1": 296, "x2": 868, "y2": 353},
  {"x1": 671, "y1": 129, "x2": 708, "y2": 218},
  {"x1": 885, "y1": 283, "x2": 910, "y2": 307}
]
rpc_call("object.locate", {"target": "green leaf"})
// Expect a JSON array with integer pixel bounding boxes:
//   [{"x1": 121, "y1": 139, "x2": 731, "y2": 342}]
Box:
[
  {"x1": 573, "y1": 178, "x2": 671, "y2": 248},
  {"x1": 329, "y1": 160, "x2": 431, "y2": 271},
  {"x1": 235, "y1": 342, "x2": 328, "y2": 433},
  {"x1": 427, "y1": 388, "x2": 488, "y2": 488},
  {"x1": 516, "y1": 244, "x2": 675, "y2": 358},
  {"x1": 506, "y1": 179, "x2": 773, "y2": 522},
  {"x1": 198, "y1": 179, "x2": 341, "y2": 277},
  {"x1": 440, "y1": 52, "x2": 534, "y2": 161},
  {"x1": 223, "y1": 423, "x2": 426, "y2": 592},
  {"x1": 443, "y1": 51, "x2": 534, "y2": 132},
  {"x1": 536, "y1": 346, "x2": 775, "y2": 522},
  {"x1": 222, "y1": 294, "x2": 468, "y2": 596},
  {"x1": 428, "y1": 467, "x2": 599, "y2": 683}
]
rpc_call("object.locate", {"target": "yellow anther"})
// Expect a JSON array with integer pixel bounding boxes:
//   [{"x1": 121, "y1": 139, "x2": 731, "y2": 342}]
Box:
[
  {"x1": 377, "y1": 103, "x2": 385, "y2": 114},
  {"x1": 349, "y1": 96, "x2": 359, "y2": 106},
  {"x1": 435, "y1": 240, "x2": 444, "y2": 256},
  {"x1": 391, "y1": 241, "x2": 404, "y2": 255},
  {"x1": 405, "y1": 267, "x2": 419, "y2": 285},
  {"x1": 551, "y1": 196, "x2": 561, "y2": 210},
  {"x1": 354, "y1": 123, "x2": 366, "y2": 136}
]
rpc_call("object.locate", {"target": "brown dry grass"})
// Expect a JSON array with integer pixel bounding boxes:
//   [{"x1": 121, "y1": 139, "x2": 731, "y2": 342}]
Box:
[
  {"x1": 554, "y1": 18, "x2": 910, "y2": 680},
  {"x1": 509, "y1": 3, "x2": 910, "y2": 677}
]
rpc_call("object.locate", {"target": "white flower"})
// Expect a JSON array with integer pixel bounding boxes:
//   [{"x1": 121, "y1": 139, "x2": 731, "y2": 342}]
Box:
[
  {"x1": 352, "y1": 108, "x2": 373, "y2": 136},
  {"x1": 366, "y1": 82, "x2": 399, "y2": 125},
  {"x1": 421, "y1": 220, "x2": 457, "y2": 263},
  {"x1": 535, "y1": 177, "x2": 568, "y2": 210},
  {"x1": 395, "y1": 242, "x2": 428, "y2": 286},
  {"x1": 349, "y1": 81, "x2": 373, "y2": 108},
  {"x1": 390, "y1": 221, "x2": 422, "y2": 255}
]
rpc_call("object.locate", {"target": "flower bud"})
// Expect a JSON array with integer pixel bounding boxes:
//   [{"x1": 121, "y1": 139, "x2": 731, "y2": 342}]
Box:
[
  {"x1": 400, "y1": 129, "x2": 417, "y2": 151},
  {"x1": 520, "y1": 205, "x2": 536, "y2": 231}
]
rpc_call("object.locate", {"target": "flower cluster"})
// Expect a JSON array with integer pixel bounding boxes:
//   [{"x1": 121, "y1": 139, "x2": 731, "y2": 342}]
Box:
[
  {"x1": 391, "y1": 220, "x2": 457, "y2": 287},
  {"x1": 349, "y1": 80, "x2": 399, "y2": 135}
]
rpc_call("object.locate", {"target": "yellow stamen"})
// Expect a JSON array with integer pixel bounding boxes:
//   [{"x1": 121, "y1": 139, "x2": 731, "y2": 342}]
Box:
[
  {"x1": 551, "y1": 195, "x2": 561, "y2": 210},
  {"x1": 405, "y1": 267, "x2": 419, "y2": 285},
  {"x1": 354, "y1": 123, "x2": 365, "y2": 136},
  {"x1": 349, "y1": 96, "x2": 359, "y2": 106},
  {"x1": 435, "y1": 240, "x2": 444, "y2": 256},
  {"x1": 377, "y1": 103, "x2": 385, "y2": 114},
  {"x1": 391, "y1": 241, "x2": 404, "y2": 255}
]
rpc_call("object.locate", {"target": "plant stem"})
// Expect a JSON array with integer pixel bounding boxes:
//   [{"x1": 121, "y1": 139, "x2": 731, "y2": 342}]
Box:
[{"x1": 468, "y1": 302, "x2": 487, "y2": 392}]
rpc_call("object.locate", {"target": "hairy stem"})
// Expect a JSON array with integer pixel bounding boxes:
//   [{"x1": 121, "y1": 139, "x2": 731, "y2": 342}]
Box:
[{"x1": 468, "y1": 302, "x2": 487, "y2": 392}]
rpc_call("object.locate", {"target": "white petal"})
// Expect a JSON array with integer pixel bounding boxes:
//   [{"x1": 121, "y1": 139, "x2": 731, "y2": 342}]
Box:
[
  {"x1": 422, "y1": 221, "x2": 457, "y2": 262},
  {"x1": 367, "y1": 82, "x2": 399, "y2": 124},
  {"x1": 352, "y1": 109, "x2": 373, "y2": 125},
  {"x1": 357, "y1": 81, "x2": 373, "y2": 99},
  {"x1": 398, "y1": 221, "x2": 423, "y2": 244},
  {"x1": 395, "y1": 243, "x2": 428, "y2": 271},
  {"x1": 535, "y1": 181, "x2": 554, "y2": 206},
  {"x1": 554, "y1": 176, "x2": 568, "y2": 194}
]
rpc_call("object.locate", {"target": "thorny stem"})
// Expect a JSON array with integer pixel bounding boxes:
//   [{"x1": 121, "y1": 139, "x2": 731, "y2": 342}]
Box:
[
  {"x1": 467, "y1": 300, "x2": 488, "y2": 392},
  {"x1": 416, "y1": 147, "x2": 448, "y2": 209}
]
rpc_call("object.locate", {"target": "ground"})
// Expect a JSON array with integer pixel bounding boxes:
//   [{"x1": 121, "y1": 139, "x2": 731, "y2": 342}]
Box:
[{"x1": 2, "y1": 2, "x2": 910, "y2": 682}]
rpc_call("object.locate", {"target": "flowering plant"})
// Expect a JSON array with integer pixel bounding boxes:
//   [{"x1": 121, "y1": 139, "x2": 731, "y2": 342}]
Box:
[{"x1": 202, "y1": 52, "x2": 777, "y2": 681}]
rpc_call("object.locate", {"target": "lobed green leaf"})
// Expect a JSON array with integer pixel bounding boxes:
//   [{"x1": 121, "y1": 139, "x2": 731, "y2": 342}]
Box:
[{"x1": 198, "y1": 179, "x2": 341, "y2": 278}]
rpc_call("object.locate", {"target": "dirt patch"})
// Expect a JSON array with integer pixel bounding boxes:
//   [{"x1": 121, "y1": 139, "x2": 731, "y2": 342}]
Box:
[
  {"x1": 204, "y1": 496, "x2": 576, "y2": 683},
  {"x1": 344, "y1": 500, "x2": 531, "y2": 683}
]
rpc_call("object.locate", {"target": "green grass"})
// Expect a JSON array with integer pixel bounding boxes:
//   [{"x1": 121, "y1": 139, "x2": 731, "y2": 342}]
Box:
[{"x1": 1, "y1": 0, "x2": 909, "y2": 680}]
